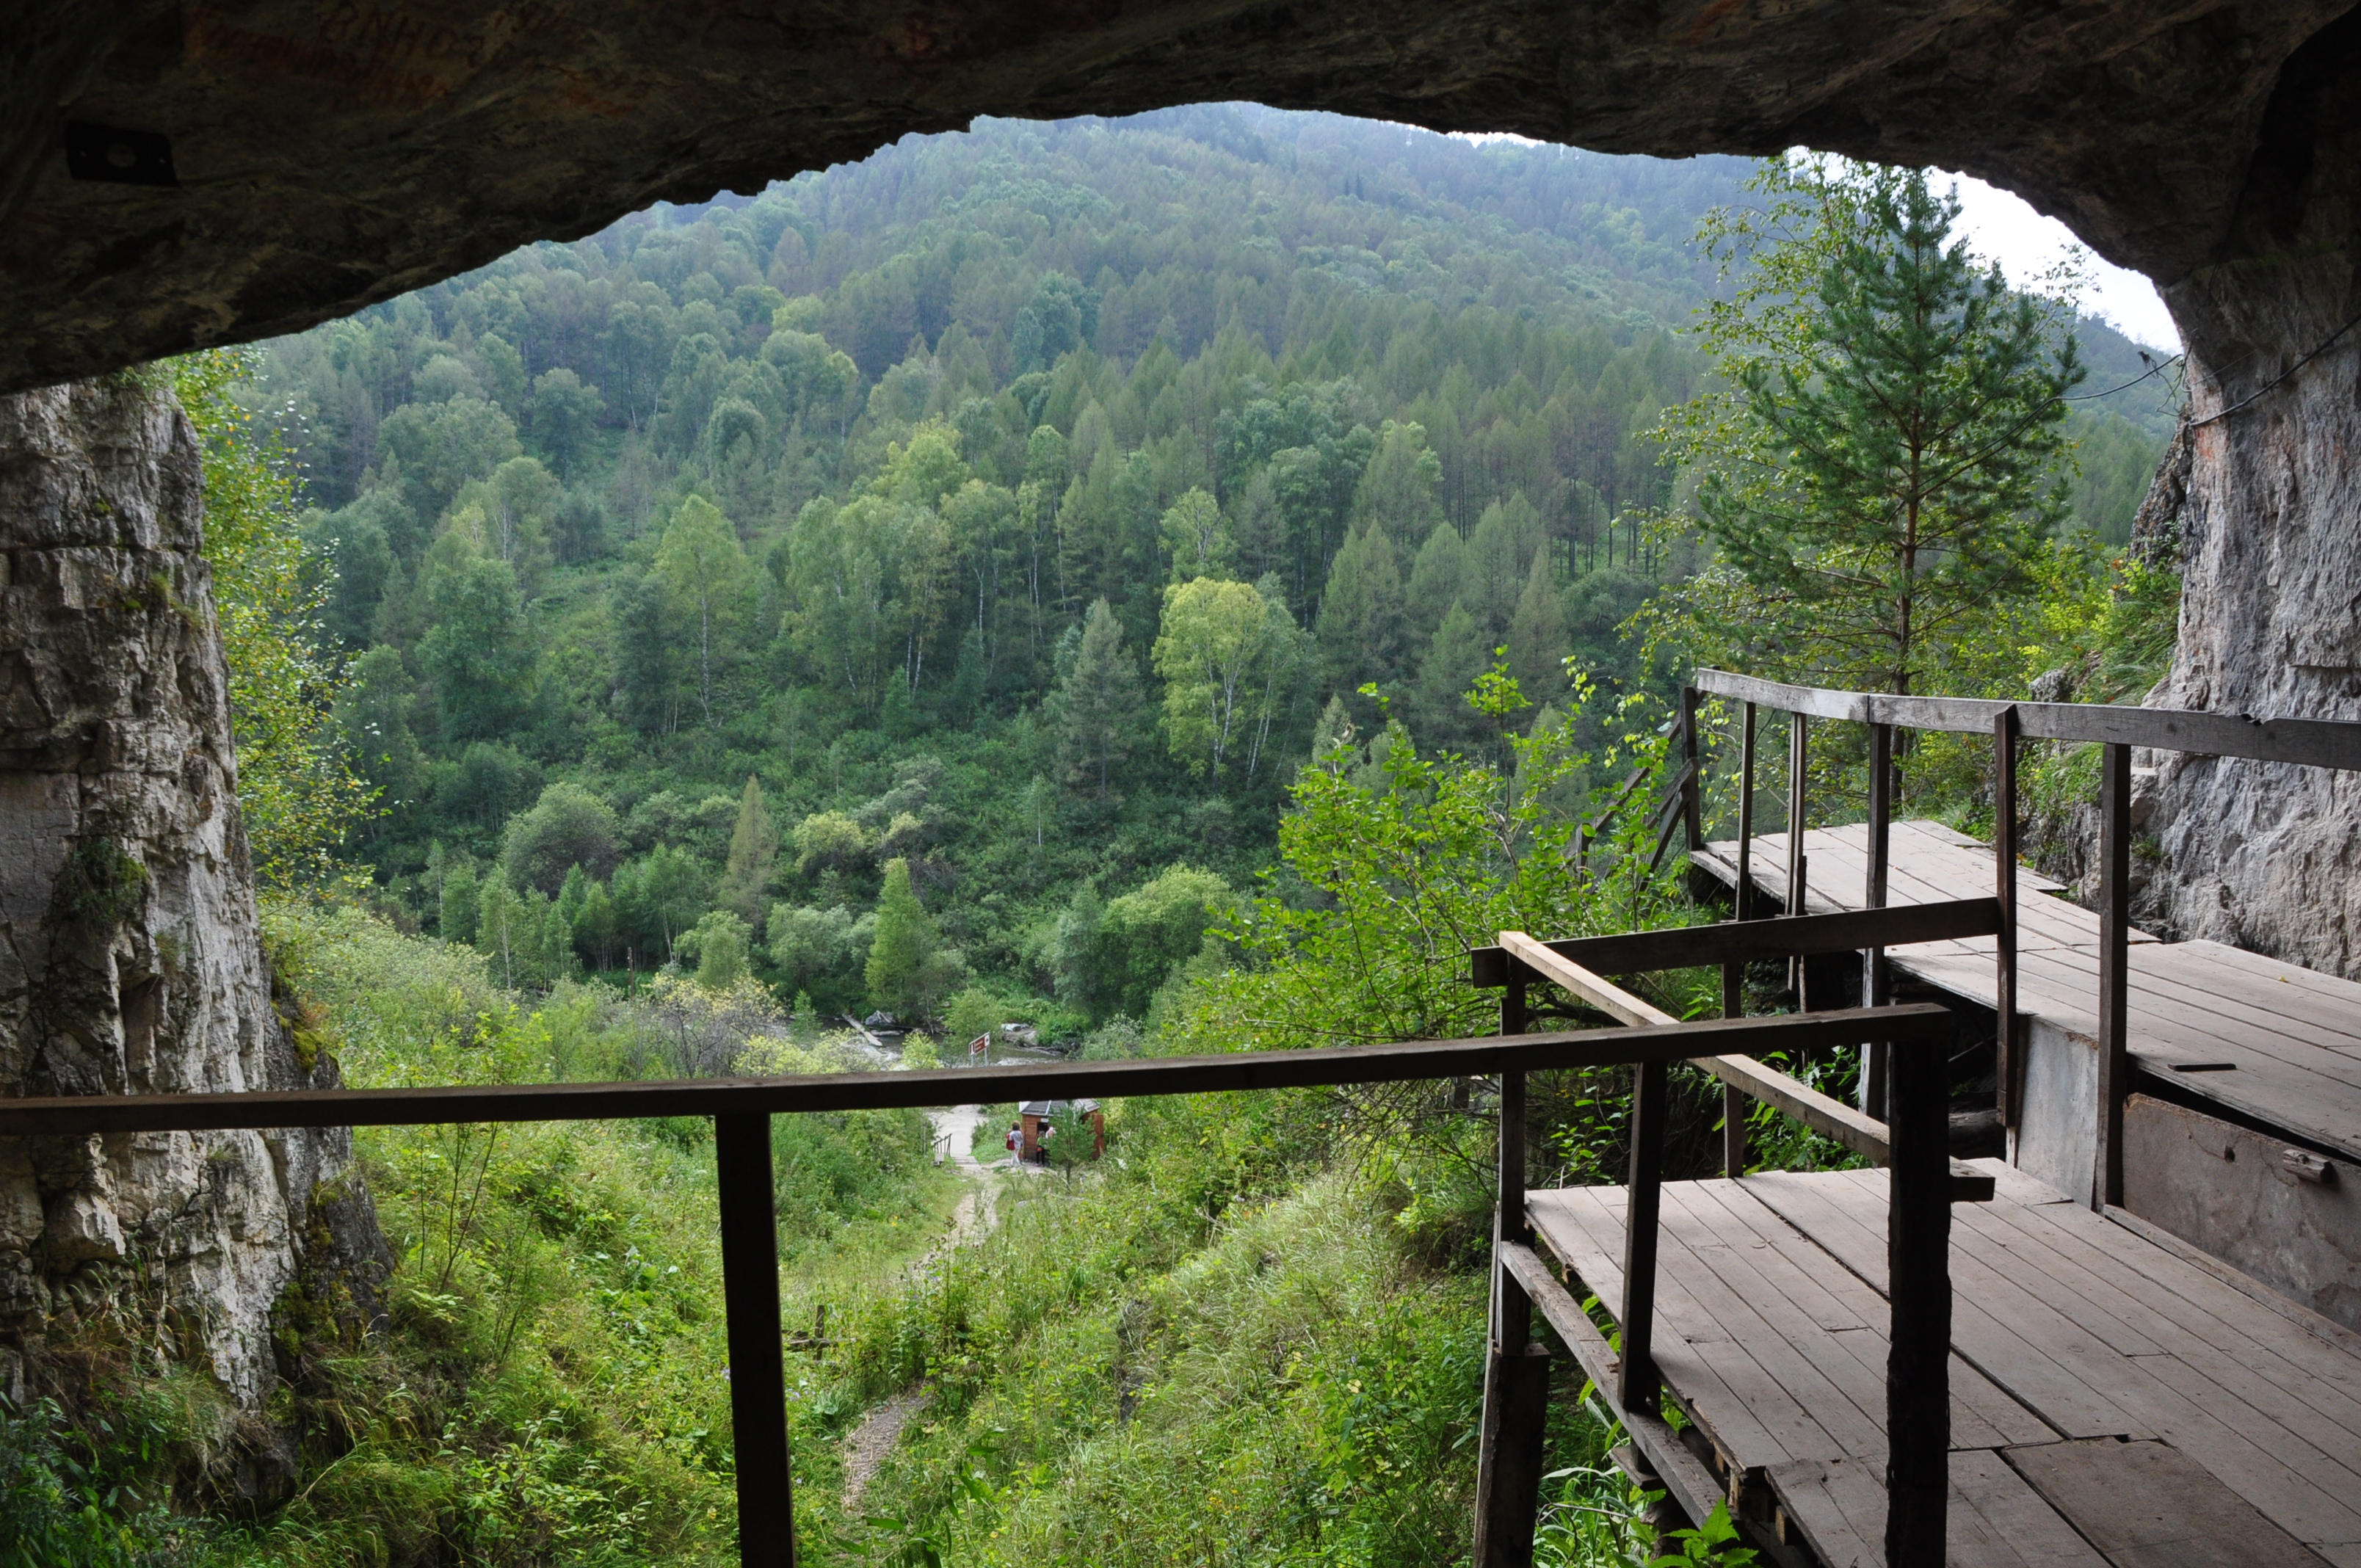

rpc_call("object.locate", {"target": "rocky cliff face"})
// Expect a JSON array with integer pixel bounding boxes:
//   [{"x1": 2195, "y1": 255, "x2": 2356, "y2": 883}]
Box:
[
  {"x1": 2119, "y1": 15, "x2": 2361, "y2": 976},
  {"x1": 0, "y1": 377, "x2": 382, "y2": 1423}
]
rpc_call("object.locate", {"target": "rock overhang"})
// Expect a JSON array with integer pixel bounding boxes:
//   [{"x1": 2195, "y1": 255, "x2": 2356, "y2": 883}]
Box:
[{"x1": 1, "y1": 0, "x2": 2357, "y2": 392}]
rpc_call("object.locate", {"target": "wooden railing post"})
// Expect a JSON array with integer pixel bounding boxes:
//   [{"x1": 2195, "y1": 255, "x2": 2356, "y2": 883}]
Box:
[
  {"x1": 1885, "y1": 1035, "x2": 1951, "y2": 1564},
  {"x1": 2095, "y1": 741, "x2": 2131, "y2": 1210},
  {"x1": 1736, "y1": 700, "x2": 1758, "y2": 920},
  {"x1": 1474, "y1": 975, "x2": 1548, "y2": 1567},
  {"x1": 1787, "y1": 711, "x2": 1810, "y2": 1001},
  {"x1": 1680, "y1": 684, "x2": 1704, "y2": 854},
  {"x1": 1994, "y1": 708, "x2": 2020, "y2": 1133},
  {"x1": 1618, "y1": 1056, "x2": 1667, "y2": 1416},
  {"x1": 1862, "y1": 721, "x2": 1894, "y2": 1119},
  {"x1": 717, "y1": 1114, "x2": 795, "y2": 1568}
]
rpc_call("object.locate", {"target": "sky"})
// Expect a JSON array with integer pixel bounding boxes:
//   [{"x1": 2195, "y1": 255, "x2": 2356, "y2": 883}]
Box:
[
  {"x1": 1443, "y1": 130, "x2": 2180, "y2": 352},
  {"x1": 1943, "y1": 173, "x2": 2179, "y2": 352}
]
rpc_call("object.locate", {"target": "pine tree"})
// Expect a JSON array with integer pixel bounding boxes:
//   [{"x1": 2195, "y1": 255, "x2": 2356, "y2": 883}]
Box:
[
  {"x1": 1055, "y1": 598, "x2": 1144, "y2": 801},
  {"x1": 1507, "y1": 546, "x2": 1570, "y2": 702},
  {"x1": 1410, "y1": 601, "x2": 1491, "y2": 756},
  {"x1": 866, "y1": 857, "x2": 942, "y2": 1017},
  {"x1": 718, "y1": 775, "x2": 778, "y2": 929},
  {"x1": 1352, "y1": 419, "x2": 1443, "y2": 545},
  {"x1": 1664, "y1": 161, "x2": 2081, "y2": 694},
  {"x1": 1406, "y1": 521, "x2": 1465, "y2": 639},
  {"x1": 1313, "y1": 523, "x2": 1404, "y2": 697}
]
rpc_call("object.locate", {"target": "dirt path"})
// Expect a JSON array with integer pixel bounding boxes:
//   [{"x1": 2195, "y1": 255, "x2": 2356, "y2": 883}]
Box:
[{"x1": 840, "y1": 1105, "x2": 999, "y2": 1510}]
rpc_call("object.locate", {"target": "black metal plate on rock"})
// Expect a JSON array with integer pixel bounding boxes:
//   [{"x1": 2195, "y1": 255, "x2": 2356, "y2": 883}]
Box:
[{"x1": 65, "y1": 124, "x2": 177, "y2": 187}]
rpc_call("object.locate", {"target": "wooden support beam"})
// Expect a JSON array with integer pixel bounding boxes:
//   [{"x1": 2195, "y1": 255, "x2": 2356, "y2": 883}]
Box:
[
  {"x1": 1788, "y1": 712, "x2": 1809, "y2": 998},
  {"x1": 1885, "y1": 1003, "x2": 1952, "y2": 1564},
  {"x1": 2096, "y1": 741, "x2": 2132, "y2": 1211},
  {"x1": 1680, "y1": 684, "x2": 1704, "y2": 854},
  {"x1": 1620, "y1": 1054, "x2": 1668, "y2": 1416},
  {"x1": 1474, "y1": 991, "x2": 1539, "y2": 1564},
  {"x1": 1468, "y1": 897, "x2": 2003, "y2": 985},
  {"x1": 1995, "y1": 706, "x2": 2021, "y2": 1130},
  {"x1": 716, "y1": 1114, "x2": 795, "y2": 1568},
  {"x1": 1722, "y1": 960, "x2": 1746, "y2": 1180},
  {"x1": 1472, "y1": 1343, "x2": 1551, "y2": 1568},
  {"x1": 1498, "y1": 932, "x2": 1678, "y2": 1027}
]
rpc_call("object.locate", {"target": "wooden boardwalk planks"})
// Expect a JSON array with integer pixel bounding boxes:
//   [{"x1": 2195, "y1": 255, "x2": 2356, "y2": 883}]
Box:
[
  {"x1": 1691, "y1": 821, "x2": 2361, "y2": 1164},
  {"x1": 1769, "y1": 1451, "x2": 2112, "y2": 1568},
  {"x1": 2004, "y1": 1439, "x2": 2332, "y2": 1567},
  {"x1": 1528, "y1": 1163, "x2": 2361, "y2": 1566}
]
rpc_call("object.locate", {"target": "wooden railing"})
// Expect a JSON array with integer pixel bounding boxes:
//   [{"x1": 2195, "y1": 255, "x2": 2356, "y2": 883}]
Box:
[
  {"x1": 1467, "y1": 906, "x2": 1984, "y2": 1567},
  {"x1": 0, "y1": 1004, "x2": 1936, "y2": 1568},
  {"x1": 1690, "y1": 666, "x2": 2361, "y2": 1209}
]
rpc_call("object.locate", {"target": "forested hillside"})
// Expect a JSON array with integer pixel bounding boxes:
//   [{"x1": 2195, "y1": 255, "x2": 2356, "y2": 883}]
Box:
[{"x1": 251, "y1": 104, "x2": 2169, "y2": 1031}]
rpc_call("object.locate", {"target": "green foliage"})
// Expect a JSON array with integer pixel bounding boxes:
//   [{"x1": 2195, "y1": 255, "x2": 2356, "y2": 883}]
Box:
[
  {"x1": 853, "y1": 1166, "x2": 1492, "y2": 1567},
  {"x1": 173, "y1": 350, "x2": 374, "y2": 887},
  {"x1": 1152, "y1": 576, "x2": 1305, "y2": 783},
  {"x1": 211, "y1": 899, "x2": 959, "y2": 1566},
  {"x1": 719, "y1": 775, "x2": 780, "y2": 925},
  {"x1": 0, "y1": 1394, "x2": 175, "y2": 1567},
  {"x1": 679, "y1": 909, "x2": 753, "y2": 990},
  {"x1": 501, "y1": 780, "x2": 622, "y2": 896},
  {"x1": 942, "y1": 987, "x2": 1003, "y2": 1047},
  {"x1": 1055, "y1": 863, "x2": 1233, "y2": 1025},
  {"x1": 866, "y1": 857, "x2": 954, "y2": 1019}
]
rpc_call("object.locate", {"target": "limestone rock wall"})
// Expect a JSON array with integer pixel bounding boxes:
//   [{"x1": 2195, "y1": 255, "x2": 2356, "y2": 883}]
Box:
[
  {"x1": 0, "y1": 377, "x2": 371, "y2": 1412},
  {"x1": 2119, "y1": 15, "x2": 2361, "y2": 977}
]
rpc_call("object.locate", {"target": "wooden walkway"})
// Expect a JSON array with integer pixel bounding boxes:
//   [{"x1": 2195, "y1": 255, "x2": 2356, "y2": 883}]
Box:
[
  {"x1": 1693, "y1": 821, "x2": 2361, "y2": 1175},
  {"x1": 1531, "y1": 1159, "x2": 2361, "y2": 1567}
]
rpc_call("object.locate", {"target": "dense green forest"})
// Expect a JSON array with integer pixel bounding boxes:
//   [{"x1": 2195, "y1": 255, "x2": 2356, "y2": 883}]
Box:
[{"x1": 249, "y1": 104, "x2": 2173, "y2": 1031}]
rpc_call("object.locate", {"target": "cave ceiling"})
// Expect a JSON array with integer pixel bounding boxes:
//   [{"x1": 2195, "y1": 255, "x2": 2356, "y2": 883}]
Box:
[{"x1": 4, "y1": 0, "x2": 2357, "y2": 393}]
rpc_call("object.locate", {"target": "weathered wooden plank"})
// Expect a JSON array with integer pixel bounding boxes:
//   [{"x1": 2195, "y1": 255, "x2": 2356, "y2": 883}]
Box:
[
  {"x1": 1869, "y1": 1177, "x2": 2361, "y2": 1536},
  {"x1": 2008, "y1": 1177, "x2": 2361, "y2": 1407},
  {"x1": 2103, "y1": 1206, "x2": 2361, "y2": 1364},
  {"x1": 1680, "y1": 1182, "x2": 2050, "y2": 1452},
  {"x1": 1539, "y1": 1165, "x2": 2361, "y2": 1564},
  {"x1": 2116, "y1": 952, "x2": 2361, "y2": 1061},
  {"x1": 1657, "y1": 1186, "x2": 1891, "y2": 1462},
  {"x1": 1768, "y1": 1450, "x2": 2113, "y2": 1568},
  {"x1": 1530, "y1": 1186, "x2": 1830, "y2": 1467},
  {"x1": 1741, "y1": 1170, "x2": 2158, "y2": 1441},
  {"x1": 2003, "y1": 1439, "x2": 2335, "y2": 1567}
]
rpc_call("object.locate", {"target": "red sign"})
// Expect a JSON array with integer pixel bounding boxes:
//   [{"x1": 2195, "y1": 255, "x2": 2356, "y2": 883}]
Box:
[{"x1": 969, "y1": 1034, "x2": 989, "y2": 1056}]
